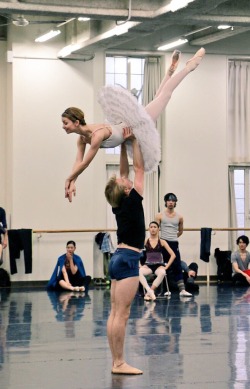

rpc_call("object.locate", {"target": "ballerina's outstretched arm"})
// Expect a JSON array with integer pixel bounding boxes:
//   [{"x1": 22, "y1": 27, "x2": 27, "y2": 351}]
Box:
[
  {"x1": 65, "y1": 134, "x2": 103, "y2": 202},
  {"x1": 145, "y1": 47, "x2": 205, "y2": 122}
]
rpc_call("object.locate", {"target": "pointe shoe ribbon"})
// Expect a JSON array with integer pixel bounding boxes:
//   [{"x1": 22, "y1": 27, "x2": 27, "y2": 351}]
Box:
[{"x1": 168, "y1": 49, "x2": 181, "y2": 76}]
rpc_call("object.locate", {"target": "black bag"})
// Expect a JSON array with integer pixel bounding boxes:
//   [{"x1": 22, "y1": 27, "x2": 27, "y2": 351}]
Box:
[
  {"x1": 214, "y1": 248, "x2": 232, "y2": 283},
  {"x1": 0, "y1": 268, "x2": 11, "y2": 287}
]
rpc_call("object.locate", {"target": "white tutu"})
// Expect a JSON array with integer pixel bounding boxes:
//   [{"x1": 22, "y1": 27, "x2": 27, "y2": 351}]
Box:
[{"x1": 98, "y1": 85, "x2": 161, "y2": 172}]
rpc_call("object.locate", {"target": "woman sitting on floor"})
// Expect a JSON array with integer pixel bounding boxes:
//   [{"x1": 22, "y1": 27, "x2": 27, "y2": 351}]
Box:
[{"x1": 47, "y1": 240, "x2": 91, "y2": 293}]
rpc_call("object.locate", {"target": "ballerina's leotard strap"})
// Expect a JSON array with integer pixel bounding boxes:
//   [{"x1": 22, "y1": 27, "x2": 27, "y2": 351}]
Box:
[
  {"x1": 100, "y1": 123, "x2": 125, "y2": 148},
  {"x1": 91, "y1": 124, "x2": 112, "y2": 139}
]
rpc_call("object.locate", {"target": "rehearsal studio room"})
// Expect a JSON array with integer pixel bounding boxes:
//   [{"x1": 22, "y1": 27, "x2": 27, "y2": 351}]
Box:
[{"x1": 0, "y1": 1, "x2": 250, "y2": 388}]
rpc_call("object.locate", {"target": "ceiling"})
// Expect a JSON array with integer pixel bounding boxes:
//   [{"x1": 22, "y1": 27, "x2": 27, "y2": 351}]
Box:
[{"x1": 0, "y1": 0, "x2": 250, "y2": 58}]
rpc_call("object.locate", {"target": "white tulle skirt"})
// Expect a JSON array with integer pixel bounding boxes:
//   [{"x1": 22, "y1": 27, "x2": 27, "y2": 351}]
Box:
[{"x1": 98, "y1": 85, "x2": 161, "y2": 173}]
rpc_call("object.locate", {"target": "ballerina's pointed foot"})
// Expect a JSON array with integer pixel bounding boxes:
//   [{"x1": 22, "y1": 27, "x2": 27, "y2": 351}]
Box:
[
  {"x1": 112, "y1": 362, "x2": 143, "y2": 375},
  {"x1": 168, "y1": 49, "x2": 181, "y2": 76},
  {"x1": 186, "y1": 47, "x2": 206, "y2": 72}
]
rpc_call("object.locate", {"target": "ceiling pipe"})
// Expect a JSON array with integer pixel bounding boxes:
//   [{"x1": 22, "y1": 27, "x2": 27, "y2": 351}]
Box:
[{"x1": 116, "y1": 0, "x2": 132, "y2": 26}]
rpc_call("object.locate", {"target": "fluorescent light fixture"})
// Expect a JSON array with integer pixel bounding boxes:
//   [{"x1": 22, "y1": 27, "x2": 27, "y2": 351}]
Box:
[
  {"x1": 58, "y1": 21, "x2": 137, "y2": 57},
  {"x1": 78, "y1": 17, "x2": 90, "y2": 22},
  {"x1": 35, "y1": 30, "x2": 61, "y2": 43},
  {"x1": 217, "y1": 25, "x2": 231, "y2": 30},
  {"x1": 170, "y1": 0, "x2": 195, "y2": 12},
  {"x1": 101, "y1": 23, "x2": 131, "y2": 39},
  {"x1": 114, "y1": 25, "x2": 129, "y2": 36},
  {"x1": 158, "y1": 38, "x2": 188, "y2": 51},
  {"x1": 58, "y1": 43, "x2": 81, "y2": 58}
]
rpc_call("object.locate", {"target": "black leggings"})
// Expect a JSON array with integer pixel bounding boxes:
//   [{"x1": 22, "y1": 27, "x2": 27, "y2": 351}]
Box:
[
  {"x1": 57, "y1": 275, "x2": 92, "y2": 292},
  {"x1": 162, "y1": 240, "x2": 184, "y2": 282},
  {"x1": 232, "y1": 273, "x2": 250, "y2": 287}
]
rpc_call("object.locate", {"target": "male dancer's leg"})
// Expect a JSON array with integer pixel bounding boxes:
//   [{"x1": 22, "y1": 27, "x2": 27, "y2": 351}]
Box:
[{"x1": 107, "y1": 276, "x2": 143, "y2": 374}]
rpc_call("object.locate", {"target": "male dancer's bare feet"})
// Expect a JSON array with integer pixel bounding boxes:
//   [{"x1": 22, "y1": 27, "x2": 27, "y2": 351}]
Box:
[
  {"x1": 112, "y1": 362, "x2": 143, "y2": 375},
  {"x1": 168, "y1": 50, "x2": 181, "y2": 76},
  {"x1": 186, "y1": 47, "x2": 205, "y2": 72}
]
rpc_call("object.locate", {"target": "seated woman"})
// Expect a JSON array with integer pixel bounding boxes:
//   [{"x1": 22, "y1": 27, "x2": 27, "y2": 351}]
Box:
[
  {"x1": 47, "y1": 240, "x2": 91, "y2": 293},
  {"x1": 231, "y1": 235, "x2": 250, "y2": 287},
  {"x1": 139, "y1": 221, "x2": 176, "y2": 301}
]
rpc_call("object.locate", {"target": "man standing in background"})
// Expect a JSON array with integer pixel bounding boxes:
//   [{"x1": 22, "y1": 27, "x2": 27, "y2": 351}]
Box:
[{"x1": 155, "y1": 193, "x2": 191, "y2": 297}]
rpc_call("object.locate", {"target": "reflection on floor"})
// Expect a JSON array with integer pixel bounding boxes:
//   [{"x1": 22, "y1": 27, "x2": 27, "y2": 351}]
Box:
[{"x1": 0, "y1": 285, "x2": 250, "y2": 388}]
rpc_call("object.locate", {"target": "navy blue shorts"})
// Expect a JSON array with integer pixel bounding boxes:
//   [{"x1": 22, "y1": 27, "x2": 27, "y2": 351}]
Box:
[{"x1": 109, "y1": 248, "x2": 140, "y2": 281}]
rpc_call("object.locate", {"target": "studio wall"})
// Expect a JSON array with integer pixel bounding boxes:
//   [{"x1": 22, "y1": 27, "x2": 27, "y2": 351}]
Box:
[{"x1": 0, "y1": 27, "x2": 231, "y2": 281}]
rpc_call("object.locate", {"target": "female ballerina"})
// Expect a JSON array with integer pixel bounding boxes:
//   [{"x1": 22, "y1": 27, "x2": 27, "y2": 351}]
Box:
[{"x1": 62, "y1": 48, "x2": 205, "y2": 202}]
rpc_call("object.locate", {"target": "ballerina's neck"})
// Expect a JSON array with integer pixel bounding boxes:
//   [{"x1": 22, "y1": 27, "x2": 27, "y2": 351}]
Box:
[
  {"x1": 79, "y1": 125, "x2": 93, "y2": 137},
  {"x1": 149, "y1": 237, "x2": 159, "y2": 243}
]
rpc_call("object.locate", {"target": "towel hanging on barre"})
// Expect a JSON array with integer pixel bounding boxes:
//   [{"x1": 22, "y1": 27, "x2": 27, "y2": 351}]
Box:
[{"x1": 200, "y1": 227, "x2": 212, "y2": 262}]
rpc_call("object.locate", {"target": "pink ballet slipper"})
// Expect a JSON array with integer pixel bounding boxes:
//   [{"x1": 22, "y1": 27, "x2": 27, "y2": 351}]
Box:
[
  {"x1": 112, "y1": 362, "x2": 143, "y2": 375},
  {"x1": 168, "y1": 49, "x2": 181, "y2": 76},
  {"x1": 186, "y1": 47, "x2": 205, "y2": 72}
]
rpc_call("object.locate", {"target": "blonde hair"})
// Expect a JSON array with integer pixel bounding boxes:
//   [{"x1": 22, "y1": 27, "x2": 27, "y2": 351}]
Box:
[
  {"x1": 105, "y1": 175, "x2": 125, "y2": 208},
  {"x1": 62, "y1": 107, "x2": 86, "y2": 125}
]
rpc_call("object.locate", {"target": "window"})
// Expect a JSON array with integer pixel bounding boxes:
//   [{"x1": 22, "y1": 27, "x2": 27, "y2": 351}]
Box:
[
  {"x1": 105, "y1": 56, "x2": 145, "y2": 154},
  {"x1": 233, "y1": 167, "x2": 250, "y2": 230}
]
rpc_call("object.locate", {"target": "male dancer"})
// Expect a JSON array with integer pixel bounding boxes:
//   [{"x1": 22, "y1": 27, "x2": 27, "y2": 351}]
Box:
[{"x1": 105, "y1": 128, "x2": 145, "y2": 375}]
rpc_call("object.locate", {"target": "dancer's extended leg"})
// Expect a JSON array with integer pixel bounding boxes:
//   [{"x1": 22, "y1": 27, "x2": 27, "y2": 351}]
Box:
[
  {"x1": 154, "y1": 50, "x2": 181, "y2": 99},
  {"x1": 145, "y1": 47, "x2": 205, "y2": 122}
]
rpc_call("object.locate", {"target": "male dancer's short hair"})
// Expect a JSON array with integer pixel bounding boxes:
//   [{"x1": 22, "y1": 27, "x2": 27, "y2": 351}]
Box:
[
  {"x1": 236, "y1": 235, "x2": 249, "y2": 246},
  {"x1": 105, "y1": 175, "x2": 125, "y2": 208}
]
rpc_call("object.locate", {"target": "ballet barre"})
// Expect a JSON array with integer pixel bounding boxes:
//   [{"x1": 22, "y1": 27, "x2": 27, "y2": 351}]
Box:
[
  {"x1": 32, "y1": 227, "x2": 243, "y2": 284},
  {"x1": 33, "y1": 229, "x2": 117, "y2": 233},
  {"x1": 32, "y1": 227, "x2": 249, "y2": 233}
]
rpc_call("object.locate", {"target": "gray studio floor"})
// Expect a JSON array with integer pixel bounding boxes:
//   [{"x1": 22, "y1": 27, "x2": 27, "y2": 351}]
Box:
[{"x1": 0, "y1": 284, "x2": 250, "y2": 389}]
